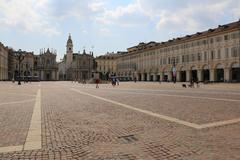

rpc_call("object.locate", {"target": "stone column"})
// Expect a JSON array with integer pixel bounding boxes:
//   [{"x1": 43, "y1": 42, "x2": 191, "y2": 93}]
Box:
[
  {"x1": 52, "y1": 71, "x2": 55, "y2": 80},
  {"x1": 136, "y1": 73, "x2": 140, "y2": 81},
  {"x1": 141, "y1": 73, "x2": 145, "y2": 81},
  {"x1": 210, "y1": 69, "x2": 215, "y2": 82},
  {"x1": 147, "y1": 73, "x2": 150, "y2": 81},
  {"x1": 41, "y1": 71, "x2": 44, "y2": 81},
  {"x1": 153, "y1": 74, "x2": 157, "y2": 81},
  {"x1": 197, "y1": 69, "x2": 202, "y2": 82},
  {"x1": 186, "y1": 70, "x2": 190, "y2": 82},
  {"x1": 176, "y1": 71, "x2": 180, "y2": 82},
  {"x1": 56, "y1": 71, "x2": 58, "y2": 80},
  {"x1": 224, "y1": 68, "x2": 231, "y2": 82},
  {"x1": 168, "y1": 71, "x2": 172, "y2": 82},
  {"x1": 161, "y1": 72, "x2": 164, "y2": 81}
]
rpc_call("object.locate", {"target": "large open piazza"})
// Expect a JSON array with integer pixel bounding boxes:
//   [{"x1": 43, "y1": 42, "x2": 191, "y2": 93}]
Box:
[{"x1": 0, "y1": 81, "x2": 240, "y2": 160}]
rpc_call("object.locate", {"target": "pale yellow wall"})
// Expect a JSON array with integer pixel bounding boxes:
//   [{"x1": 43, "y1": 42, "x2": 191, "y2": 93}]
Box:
[
  {"x1": 0, "y1": 45, "x2": 8, "y2": 80},
  {"x1": 117, "y1": 29, "x2": 240, "y2": 81}
]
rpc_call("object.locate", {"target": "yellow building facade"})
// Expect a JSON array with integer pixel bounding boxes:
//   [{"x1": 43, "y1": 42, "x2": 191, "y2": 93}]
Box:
[
  {"x1": 0, "y1": 42, "x2": 9, "y2": 80},
  {"x1": 96, "y1": 52, "x2": 125, "y2": 79},
  {"x1": 117, "y1": 20, "x2": 240, "y2": 82}
]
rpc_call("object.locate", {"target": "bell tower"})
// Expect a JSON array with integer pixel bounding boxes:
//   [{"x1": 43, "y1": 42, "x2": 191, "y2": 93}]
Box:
[{"x1": 66, "y1": 33, "x2": 73, "y2": 68}]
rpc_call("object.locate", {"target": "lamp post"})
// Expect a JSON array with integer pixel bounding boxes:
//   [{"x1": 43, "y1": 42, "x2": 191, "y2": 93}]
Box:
[{"x1": 14, "y1": 49, "x2": 25, "y2": 85}]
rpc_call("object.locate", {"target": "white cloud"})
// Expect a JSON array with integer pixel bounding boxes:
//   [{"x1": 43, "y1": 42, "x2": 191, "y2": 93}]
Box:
[
  {"x1": 0, "y1": 0, "x2": 60, "y2": 36},
  {"x1": 98, "y1": 28, "x2": 111, "y2": 36},
  {"x1": 94, "y1": 1, "x2": 148, "y2": 26},
  {"x1": 1, "y1": 0, "x2": 239, "y2": 38},
  {"x1": 89, "y1": 1, "x2": 105, "y2": 12},
  {"x1": 82, "y1": 30, "x2": 88, "y2": 34},
  {"x1": 129, "y1": 0, "x2": 240, "y2": 34}
]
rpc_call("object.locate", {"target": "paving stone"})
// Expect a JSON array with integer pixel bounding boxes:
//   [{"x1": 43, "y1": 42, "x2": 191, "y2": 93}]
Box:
[{"x1": 0, "y1": 82, "x2": 239, "y2": 159}]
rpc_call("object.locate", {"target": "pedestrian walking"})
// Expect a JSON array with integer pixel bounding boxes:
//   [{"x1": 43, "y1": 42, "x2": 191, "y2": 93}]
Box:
[
  {"x1": 196, "y1": 77, "x2": 199, "y2": 88},
  {"x1": 134, "y1": 77, "x2": 137, "y2": 83},
  {"x1": 96, "y1": 78, "x2": 100, "y2": 88}
]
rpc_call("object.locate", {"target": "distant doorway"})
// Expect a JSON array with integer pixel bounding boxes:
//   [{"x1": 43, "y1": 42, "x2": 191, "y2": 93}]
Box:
[
  {"x1": 150, "y1": 75, "x2": 154, "y2": 81},
  {"x1": 144, "y1": 73, "x2": 147, "y2": 81},
  {"x1": 180, "y1": 71, "x2": 186, "y2": 82},
  {"x1": 82, "y1": 71, "x2": 88, "y2": 80},
  {"x1": 203, "y1": 69, "x2": 210, "y2": 82},
  {"x1": 46, "y1": 73, "x2": 50, "y2": 81},
  {"x1": 232, "y1": 67, "x2": 240, "y2": 82},
  {"x1": 138, "y1": 73, "x2": 142, "y2": 81},
  {"x1": 216, "y1": 69, "x2": 224, "y2": 82},
  {"x1": 191, "y1": 70, "x2": 197, "y2": 81}
]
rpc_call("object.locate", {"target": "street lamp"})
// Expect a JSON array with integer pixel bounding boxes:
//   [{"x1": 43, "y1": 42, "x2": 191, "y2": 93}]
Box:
[{"x1": 14, "y1": 49, "x2": 25, "y2": 85}]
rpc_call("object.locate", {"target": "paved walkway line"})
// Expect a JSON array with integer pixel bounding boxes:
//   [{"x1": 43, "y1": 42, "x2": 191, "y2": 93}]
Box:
[
  {"x1": 0, "y1": 99, "x2": 35, "y2": 106},
  {"x1": 85, "y1": 89, "x2": 240, "y2": 102},
  {"x1": 0, "y1": 145, "x2": 23, "y2": 153},
  {"x1": 199, "y1": 118, "x2": 240, "y2": 129},
  {"x1": 23, "y1": 89, "x2": 42, "y2": 151},
  {"x1": 71, "y1": 89, "x2": 202, "y2": 129}
]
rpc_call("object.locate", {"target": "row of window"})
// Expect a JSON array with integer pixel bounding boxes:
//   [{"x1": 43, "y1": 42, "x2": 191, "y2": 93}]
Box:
[
  {"x1": 0, "y1": 57, "x2": 8, "y2": 66},
  {"x1": 135, "y1": 32, "x2": 240, "y2": 57},
  {"x1": 118, "y1": 47, "x2": 240, "y2": 69},
  {"x1": 98, "y1": 66, "x2": 114, "y2": 71}
]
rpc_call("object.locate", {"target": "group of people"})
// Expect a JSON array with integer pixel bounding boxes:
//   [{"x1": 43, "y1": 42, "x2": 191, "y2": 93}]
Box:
[
  {"x1": 189, "y1": 78, "x2": 200, "y2": 88},
  {"x1": 111, "y1": 77, "x2": 119, "y2": 86},
  {"x1": 95, "y1": 77, "x2": 120, "y2": 88}
]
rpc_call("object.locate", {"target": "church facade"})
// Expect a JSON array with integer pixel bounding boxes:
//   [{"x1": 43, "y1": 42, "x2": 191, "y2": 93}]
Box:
[
  {"x1": 9, "y1": 48, "x2": 58, "y2": 81},
  {"x1": 34, "y1": 49, "x2": 58, "y2": 80},
  {"x1": 59, "y1": 34, "x2": 95, "y2": 81}
]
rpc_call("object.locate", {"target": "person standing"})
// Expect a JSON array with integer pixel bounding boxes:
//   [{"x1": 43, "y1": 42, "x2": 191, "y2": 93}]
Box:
[{"x1": 96, "y1": 78, "x2": 100, "y2": 88}]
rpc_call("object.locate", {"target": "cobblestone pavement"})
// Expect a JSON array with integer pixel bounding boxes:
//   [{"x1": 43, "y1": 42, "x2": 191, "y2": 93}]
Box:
[{"x1": 0, "y1": 81, "x2": 240, "y2": 159}]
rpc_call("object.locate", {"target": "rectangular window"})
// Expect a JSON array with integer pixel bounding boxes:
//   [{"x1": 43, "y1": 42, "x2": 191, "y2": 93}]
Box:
[
  {"x1": 210, "y1": 38, "x2": 214, "y2": 44},
  {"x1": 204, "y1": 52, "x2": 207, "y2": 61},
  {"x1": 224, "y1": 35, "x2": 229, "y2": 41},
  {"x1": 198, "y1": 53, "x2": 201, "y2": 61},
  {"x1": 231, "y1": 33, "x2": 237, "y2": 39},
  {"x1": 186, "y1": 55, "x2": 189, "y2": 62},
  {"x1": 176, "y1": 56, "x2": 179, "y2": 63},
  {"x1": 182, "y1": 55, "x2": 185, "y2": 63},
  {"x1": 163, "y1": 58, "x2": 166, "y2": 65},
  {"x1": 225, "y1": 48, "x2": 229, "y2": 58},
  {"x1": 168, "y1": 57, "x2": 171, "y2": 64},
  {"x1": 203, "y1": 40, "x2": 207, "y2": 45},
  {"x1": 215, "y1": 36, "x2": 222, "y2": 42},
  {"x1": 211, "y1": 50, "x2": 215, "y2": 60},
  {"x1": 231, "y1": 47, "x2": 238, "y2": 57},
  {"x1": 218, "y1": 49, "x2": 221, "y2": 59},
  {"x1": 191, "y1": 54, "x2": 195, "y2": 62}
]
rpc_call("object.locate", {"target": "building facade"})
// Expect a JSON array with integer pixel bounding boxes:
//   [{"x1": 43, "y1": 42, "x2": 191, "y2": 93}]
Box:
[
  {"x1": 95, "y1": 52, "x2": 125, "y2": 79},
  {"x1": 117, "y1": 20, "x2": 240, "y2": 82},
  {"x1": 34, "y1": 49, "x2": 58, "y2": 80},
  {"x1": 0, "y1": 42, "x2": 9, "y2": 80},
  {"x1": 58, "y1": 61, "x2": 66, "y2": 80},
  {"x1": 9, "y1": 48, "x2": 58, "y2": 81},
  {"x1": 63, "y1": 34, "x2": 95, "y2": 81},
  {"x1": 13, "y1": 51, "x2": 34, "y2": 81}
]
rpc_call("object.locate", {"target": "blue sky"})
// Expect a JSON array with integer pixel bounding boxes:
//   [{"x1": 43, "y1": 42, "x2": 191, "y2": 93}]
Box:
[{"x1": 0, "y1": 0, "x2": 239, "y2": 61}]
